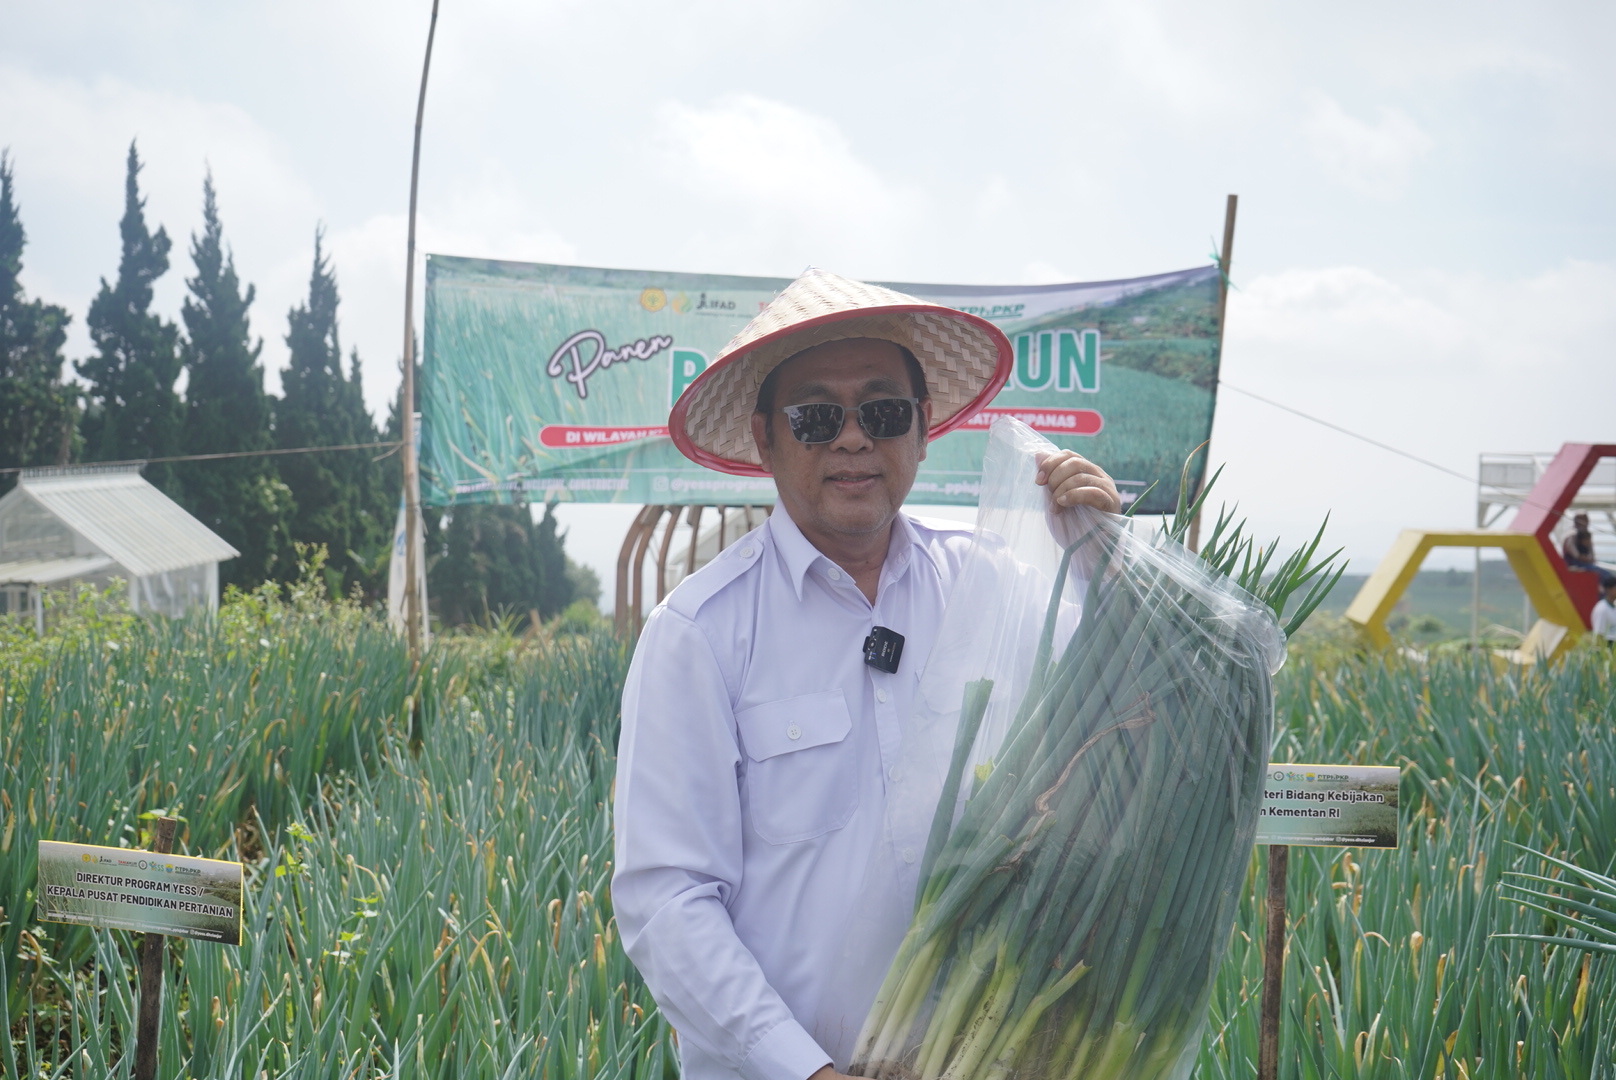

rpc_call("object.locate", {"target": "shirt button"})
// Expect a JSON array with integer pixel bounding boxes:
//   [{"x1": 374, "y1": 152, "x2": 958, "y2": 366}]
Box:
[
  {"x1": 739, "y1": 546, "x2": 755, "y2": 558},
  {"x1": 876, "y1": 688, "x2": 888, "y2": 704},
  {"x1": 888, "y1": 765, "x2": 903, "y2": 781},
  {"x1": 828, "y1": 568, "x2": 842, "y2": 581},
  {"x1": 787, "y1": 724, "x2": 802, "y2": 740},
  {"x1": 901, "y1": 847, "x2": 917, "y2": 864}
]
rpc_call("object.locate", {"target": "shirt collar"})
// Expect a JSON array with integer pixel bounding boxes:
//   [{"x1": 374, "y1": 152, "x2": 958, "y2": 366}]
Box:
[{"x1": 766, "y1": 503, "x2": 923, "y2": 602}]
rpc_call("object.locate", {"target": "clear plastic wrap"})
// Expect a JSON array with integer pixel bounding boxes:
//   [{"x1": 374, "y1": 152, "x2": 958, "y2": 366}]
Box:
[{"x1": 839, "y1": 417, "x2": 1284, "y2": 1080}]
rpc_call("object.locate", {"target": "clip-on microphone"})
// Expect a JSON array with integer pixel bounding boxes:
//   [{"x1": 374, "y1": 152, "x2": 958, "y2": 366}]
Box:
[{"x1": 862, "y1": 626, "x2": 905, "y2": 674}]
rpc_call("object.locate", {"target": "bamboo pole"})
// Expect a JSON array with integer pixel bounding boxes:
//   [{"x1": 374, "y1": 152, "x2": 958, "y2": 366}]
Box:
[
  {"x1": 630, "y1": 507, "x2": 668, "y2": 637},
  {"x1": 1188, "y1": 193, "x2": 1237, "y2": 554},
  {"x1": 615, "y1": 506, "x2": 663, "y2": 636},
  {"x1": 656, "y1": 506, "x2": 683, "y2": 603},
  {"x1": 619, "y1": 506, "x2": 677, "y2": 637},
  {"x1": 400, "y1": 0, "x2": 441, "y2": 663},
  {"x1": 685, "y1": 506, "x2": 706, "y2": 578}
]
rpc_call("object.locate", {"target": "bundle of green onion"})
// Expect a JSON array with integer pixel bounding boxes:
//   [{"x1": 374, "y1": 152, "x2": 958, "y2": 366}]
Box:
[{"x1": 849, "y1": 451, "x2": 1341, "y2": 1080}]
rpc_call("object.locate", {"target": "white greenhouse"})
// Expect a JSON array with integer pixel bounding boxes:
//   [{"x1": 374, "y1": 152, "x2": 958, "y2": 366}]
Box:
[{"x1": 0, "y1": 464, "x2": 238, "y2": 629}]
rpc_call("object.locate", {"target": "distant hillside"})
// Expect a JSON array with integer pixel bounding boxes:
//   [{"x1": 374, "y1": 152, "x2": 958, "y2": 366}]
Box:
[{"x1": 1308, "y1": 558, "x2": 1536, "y2": 642}]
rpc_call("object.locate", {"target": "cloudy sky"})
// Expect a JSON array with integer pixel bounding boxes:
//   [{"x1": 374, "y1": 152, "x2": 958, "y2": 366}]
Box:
[{"x1": 3, "y1": 0, "x2": 1612, "y2": 604}]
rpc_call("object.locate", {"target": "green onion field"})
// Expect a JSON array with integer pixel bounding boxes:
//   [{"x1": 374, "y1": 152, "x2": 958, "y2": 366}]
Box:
[{"x1": 4, "y1": 578, "x2": 1614, "y2": 1078}]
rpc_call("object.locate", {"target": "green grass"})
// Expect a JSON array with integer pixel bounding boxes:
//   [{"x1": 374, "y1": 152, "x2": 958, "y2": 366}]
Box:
[
  {"x1": 125, "y1": 635, "x2": 663, "y2": 1080},
  {"x1": 4, "y1": 585, "x2": 1614, "y2": 1077},
  {"x1": 2, "y1": 570, "x2": 672, "y2": 1080},
  {"x1": 1199, "y1": 647, "x2": 1616, "y2": 1077},
  {"x1": 1, "y1": 583, "x2": 414, "y2": 1039},
  {"x1": 1308, "y1": 559, "x2": 1537, "y2": 645}
]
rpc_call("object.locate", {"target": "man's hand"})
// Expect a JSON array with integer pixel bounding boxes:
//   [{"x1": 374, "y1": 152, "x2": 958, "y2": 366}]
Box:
[
  {"x1": 1035, "y1": 450, "x2": 1121, "y2": 514},
  {"x1": 808, "y1": 1066, "x2": 860, "y2": 1080}
]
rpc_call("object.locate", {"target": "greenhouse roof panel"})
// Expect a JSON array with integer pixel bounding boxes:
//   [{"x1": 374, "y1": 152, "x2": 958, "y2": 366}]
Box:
[
  {"x1": 12, "y1": 465, "x2": 239, "y2": 577},
  {"x1": 0, "y1": 553, "x2": 117, "y2": 585}
]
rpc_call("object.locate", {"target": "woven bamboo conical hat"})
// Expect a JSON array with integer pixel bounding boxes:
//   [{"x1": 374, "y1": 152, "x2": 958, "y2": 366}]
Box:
[{"x1": 668, "y1": 267, "x2": 1013, "y2": 476}]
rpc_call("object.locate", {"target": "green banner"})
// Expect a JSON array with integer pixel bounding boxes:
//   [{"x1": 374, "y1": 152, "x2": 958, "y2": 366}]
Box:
[{"x1": 421, "y1": 257, "x2": 1223, "y2": 511}]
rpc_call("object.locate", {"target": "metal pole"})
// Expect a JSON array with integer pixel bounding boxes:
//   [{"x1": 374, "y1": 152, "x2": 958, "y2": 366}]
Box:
[
  {"x1": 401, "y1": 0, "x2": 441, "y2": 664},
  {"x1": 1189, "y1": 194, "x2": 1237, "y2": 553},
  {"x1": 1472, "y1": 458, "x2": 1482, "y2": 649},
  {"x1": 133, "y1": 816, "x2": 179, "y2": 1080},
  {"x1": 1471, "y1": 547, "x2": 1481, "y2": 649},
  {"x1": 1258, "y1": 843, "x2": 1288, "y2": 1080}
]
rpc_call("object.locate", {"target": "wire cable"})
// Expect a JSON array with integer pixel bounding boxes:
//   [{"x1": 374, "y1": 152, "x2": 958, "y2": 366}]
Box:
[
  {"x1": 1216, "y1": 381, "x2": 1590, "y2": 523},
  {"x1": 0, "y1": 440, "x2": 404, "y2": 476},
  {"x1": 1218, "y1": 380, "x2": 1475, "y2": 484}
]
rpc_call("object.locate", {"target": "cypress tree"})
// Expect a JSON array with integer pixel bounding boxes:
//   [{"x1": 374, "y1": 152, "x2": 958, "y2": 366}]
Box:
[
  {"x1": 77, "y1": 141, "x2": 183, "y2": 493},
  {"x1": 428, "y1": 501, "x2": 593, "y2": 629},
  {"x1": 430, "y1": 503, "x2": 545, "y2": 627},
  {"x1": 276, "y1": 230, "x2": 390, "y2": 597},
  {"x1": 386, "y1": 345, "x2": 598, "y2": 627},
  {"x1": 0, "y1": 151, "x2": 79, "y2": 492},
  {"x1": 178, "y1": 172, "x2": 292, "y2": 586}
]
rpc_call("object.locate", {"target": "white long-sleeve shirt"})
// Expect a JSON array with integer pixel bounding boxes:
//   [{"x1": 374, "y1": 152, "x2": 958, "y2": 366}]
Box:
[
  {"x1": 612, "y1": 505, "x2": 976, "y2": 1080},
  {"x1": 1593, "y1": 597, "x2": 1616, "y2": 641}
]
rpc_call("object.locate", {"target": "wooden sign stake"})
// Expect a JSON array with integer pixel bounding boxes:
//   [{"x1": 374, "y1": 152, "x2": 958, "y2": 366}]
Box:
[
  {"x1": 133, "y1": 816, "x2": 178, "y2": 1080},
  {"x1": 1258, "y1": 844, "x2": 1288, "y2": 1080}
]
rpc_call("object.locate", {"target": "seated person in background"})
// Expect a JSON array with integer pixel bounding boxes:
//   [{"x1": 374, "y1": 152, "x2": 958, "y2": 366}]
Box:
[
  {"x1": 1561, "y1": 513, "x2": 1616, "y2": 588},
  {"x1": 1594, "y1": 580, "x2": 1616, "y2": 646}
]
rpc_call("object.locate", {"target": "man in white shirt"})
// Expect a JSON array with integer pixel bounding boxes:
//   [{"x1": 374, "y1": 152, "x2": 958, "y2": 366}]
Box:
[
  {"x1": 613, "y1": 269, "x2": 1119, "y2": 1080},
  {"x1": 1593, "y1": 579, "x2": 1616, "y2": 644}
]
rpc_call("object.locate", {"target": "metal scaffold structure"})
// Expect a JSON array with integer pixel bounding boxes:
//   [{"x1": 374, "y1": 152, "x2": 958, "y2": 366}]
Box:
[
  {"x1": 1471, "y1": 450, "x2": 1616, "y2": 645},
  {"x1": 1478, "y1": 452, "x2": 1616, "y2": 534},
  {"x1": 1347, "y1": 443, "x2": 1616, "y2": 662}
]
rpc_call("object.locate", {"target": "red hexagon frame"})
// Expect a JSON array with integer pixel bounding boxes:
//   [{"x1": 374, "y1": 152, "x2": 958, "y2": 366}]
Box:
[{"x1": 1507, "y1": 442, "x2": 1616, "y2": 629}]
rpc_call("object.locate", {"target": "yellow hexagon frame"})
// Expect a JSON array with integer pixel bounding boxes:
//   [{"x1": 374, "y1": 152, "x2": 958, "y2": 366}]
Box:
[{"x1": 1344, "y1": 530, "x2": 1584, "y2": 661}]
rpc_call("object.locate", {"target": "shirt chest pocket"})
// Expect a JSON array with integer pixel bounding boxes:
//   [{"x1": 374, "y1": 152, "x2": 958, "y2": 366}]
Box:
[{"x1": 735, "y1": 690, "x2": 858, "y2": 845}]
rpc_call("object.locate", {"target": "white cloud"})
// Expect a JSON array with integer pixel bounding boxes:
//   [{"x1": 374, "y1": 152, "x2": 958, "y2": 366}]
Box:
[
  {"x1": 975, "y1": 174, "x2": 1014, "y2": 222},
  {"x1": 1304, "y1": 96, "x2": 1433, "y2": 198},
  {"x1": 316, "y1": 203, "x2": 576, "y2": 417},
  {"x1": 1020, "y1": 260, "x2": 1074, "y2": 284},
  {"x1": 1232, "y1": 265, "x2": 1468, "y2": 371},
  {"x1": 1091, "y1": 0, "x2": 1235, "y2": 117},
  {"x1": 0, "y1": 64, "x2": 319, "y2": 353},
  {"x1": 1210, "y1": 260, "x2": 1616, "y2": 569},
  {"x1": 654, "y1": 94, "x2": 924, "y2": 264},
  {"x1": 0, "y1": 60, "x2": 577, "y2": 419},
  {"x1": 0, "y1": 66, "x2": 316, "y2": 228}
]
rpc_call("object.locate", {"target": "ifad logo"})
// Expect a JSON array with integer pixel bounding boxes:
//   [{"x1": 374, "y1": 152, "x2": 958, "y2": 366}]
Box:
[{"x1": 1007, "y1": 330, "x2": 1099, "y2": 393}]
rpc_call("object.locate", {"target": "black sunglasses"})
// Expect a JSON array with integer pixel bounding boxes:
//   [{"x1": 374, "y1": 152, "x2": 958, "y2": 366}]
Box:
[{"x1": 780, "y1": 397, "x2": 921, "y2": 445}]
